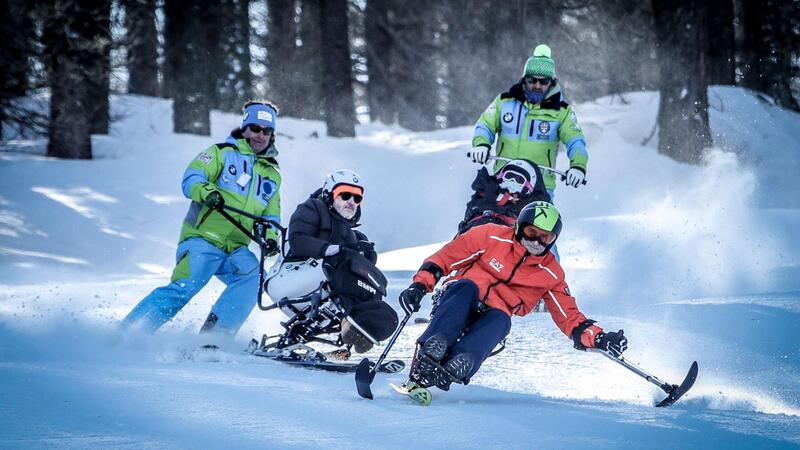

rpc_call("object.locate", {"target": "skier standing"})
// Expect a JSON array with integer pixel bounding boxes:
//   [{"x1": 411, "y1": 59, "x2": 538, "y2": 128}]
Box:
[
  {"x1": 122, "y1": 101, "x2": 282, "y2": 335},
  {"x1": 398, "y1": 201, "x2": 627, "y2": 397},
  {"x1": 470, "y1": 44, "x2": 588, "y2": 202}
]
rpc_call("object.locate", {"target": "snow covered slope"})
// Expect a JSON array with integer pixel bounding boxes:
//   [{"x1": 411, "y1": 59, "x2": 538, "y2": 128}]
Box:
[{"x1": 1, "y1": 89, "x2": 799, "y2": 448}]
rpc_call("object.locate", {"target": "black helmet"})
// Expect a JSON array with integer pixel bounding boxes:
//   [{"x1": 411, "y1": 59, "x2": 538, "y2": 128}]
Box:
[{"x1": 514, "y1": 201, "x2": 562, "y2": 255}]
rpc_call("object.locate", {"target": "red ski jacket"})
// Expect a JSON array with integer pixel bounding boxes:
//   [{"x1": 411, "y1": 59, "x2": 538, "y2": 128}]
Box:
[{"x1": 412, "y1": 223, "x2": 601, "y2": 345}]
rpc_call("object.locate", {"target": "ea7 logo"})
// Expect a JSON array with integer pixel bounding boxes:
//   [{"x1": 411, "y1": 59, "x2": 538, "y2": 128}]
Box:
[
  {"x1": 357, "y1": 279, "x2": 377, "y2": 295},
  {"x1": 489, "y1": 258, "x2": 504, "y2": 272}
]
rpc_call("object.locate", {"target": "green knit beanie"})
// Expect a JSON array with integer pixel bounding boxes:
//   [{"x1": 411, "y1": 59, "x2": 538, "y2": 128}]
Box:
[{"x1": 523, "y1": 44, "x2": 556, "y2": 79}]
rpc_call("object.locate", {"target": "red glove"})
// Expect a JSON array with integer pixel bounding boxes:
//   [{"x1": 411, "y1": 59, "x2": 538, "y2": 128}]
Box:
[{"x1": 572, "y1": 320, "x2": 604, "y2": 350}]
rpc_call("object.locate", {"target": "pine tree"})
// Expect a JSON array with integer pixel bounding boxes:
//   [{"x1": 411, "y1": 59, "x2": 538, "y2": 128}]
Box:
[
  {"x1": 365, "y1": 0, "x2": 394, "y2": 124},
  {"x1": 319, "y1": 0, "x2": 355, "y2": 137},
  {"x1": 652, "y1": 0, "x2": 712, "y2": 163},
  {"x1": 86, "y1": 0, "x2": 112, "y2": 135},
  {"x1": 266, "y1": 0, "x2": 299, "y2": 117},
  {"x1": 42, "y1": 1, "x2": 97, "y2": 158},
  {"x1": 164, "y1": 0, "x2": 212, "y2": 135},
  {"x1": 0, "y1": 0, "x2": 34, "y2": 140},
  {"x1": 123, "y1": 0, "x2": 159, "y2": 96}
]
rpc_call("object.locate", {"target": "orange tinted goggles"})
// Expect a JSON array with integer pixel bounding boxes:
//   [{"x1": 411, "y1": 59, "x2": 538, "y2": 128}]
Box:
[{"x1": 521, "y1": 224, "x2": 556, "y2": 244}]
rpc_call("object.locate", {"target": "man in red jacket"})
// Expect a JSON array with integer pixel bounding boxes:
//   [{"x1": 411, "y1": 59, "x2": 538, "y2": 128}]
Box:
[{"x1": 398, "y1": 201, "x2": 627, "y2": 392}]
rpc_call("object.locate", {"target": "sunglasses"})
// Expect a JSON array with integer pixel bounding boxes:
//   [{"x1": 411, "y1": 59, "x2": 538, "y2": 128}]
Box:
[
  {"x1": 246, "y1": 124, "x2": 273, "y2": 135},
  {"x1": 338, "y1": 192, "x2": 363, "y2": 204},
  {"x1": 525, "y1": 76, "x2": 553, "y2": 86},
  {"x1": 521, "y1": 224, "x2": 556, "y2": 244}
]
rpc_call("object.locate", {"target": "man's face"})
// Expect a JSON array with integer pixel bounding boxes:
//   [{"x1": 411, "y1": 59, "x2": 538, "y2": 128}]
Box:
[
  {"x1": 242, "y1": 125, "x2": 273, "y2": 153},
  {"x1": 332, "y1": 191, "x2": 362, "y2": 220},
  {"x1": 524, "y1": 76, "x2": 553, "y2": 94}
]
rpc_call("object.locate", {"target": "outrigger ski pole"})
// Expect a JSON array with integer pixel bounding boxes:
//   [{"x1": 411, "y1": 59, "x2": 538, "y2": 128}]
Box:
[
  {"x1": 207, "y1": 203, "x2": 287, "y2": 311},
  {"x1": 355, "y1": 312, "x2": 413, "y2": 399},
  {"x1": 589, "y1": 348, "x2": 698, "y2": 407}
]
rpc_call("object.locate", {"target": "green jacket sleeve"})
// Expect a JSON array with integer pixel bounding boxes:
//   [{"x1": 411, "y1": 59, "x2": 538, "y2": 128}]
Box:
[
  {"x1": 472, "y1": 95, "x2": 503, "y2": 148},
  {"x1": 182, "y1": 145, "x2": 224, "y2": 202},
  {"x1": 264, "y1": 188, "x2": 281, "y2": 241},
  {"x1": 558, "y1": 106, "x2": 588, "y2": 171}
]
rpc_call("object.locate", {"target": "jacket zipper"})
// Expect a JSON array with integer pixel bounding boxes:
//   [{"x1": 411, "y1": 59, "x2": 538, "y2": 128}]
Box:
[
  {"x1": 515, "y1": 103, "x2": 523, "y2": 135},
  {"x1": 482, "y1": 254, "x2": 528, "y2": 303}
]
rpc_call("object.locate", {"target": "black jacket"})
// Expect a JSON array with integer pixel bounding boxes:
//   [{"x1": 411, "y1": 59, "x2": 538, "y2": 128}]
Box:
[
  {"x1": 457, "y1": 166, "x2": 551, "y2": 234},
  {"x1": 285, "y1": 188, "x2": 370, "y2": 262}
]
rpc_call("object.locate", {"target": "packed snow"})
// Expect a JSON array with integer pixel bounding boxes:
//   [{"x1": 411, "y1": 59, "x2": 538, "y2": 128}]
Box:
[{"x1": 1, "y1": 88, "x2": 799, "y2": 448}]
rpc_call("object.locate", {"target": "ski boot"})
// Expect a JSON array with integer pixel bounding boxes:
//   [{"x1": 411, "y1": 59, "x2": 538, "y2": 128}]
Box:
[
  {"x1": 412, "y1": 334, "x2": 469, "y2": 391},
  {"x1": 441, "y1": 353, "x2": 474, "y2": 386},
  {"x1": 412, "y1": 334, "x2": 447, "y2": 386}
]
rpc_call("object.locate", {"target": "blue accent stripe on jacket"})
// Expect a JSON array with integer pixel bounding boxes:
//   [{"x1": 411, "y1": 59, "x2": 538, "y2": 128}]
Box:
[
  {"x1": 474, "y1": 123, "x2": 496, "y2": 144},
  {"x1": 565, "y1": 136, "x2": 587, "y2": 160},
  {"x1": 182, "y1": 169, "x2": 209, "y2": 198}
]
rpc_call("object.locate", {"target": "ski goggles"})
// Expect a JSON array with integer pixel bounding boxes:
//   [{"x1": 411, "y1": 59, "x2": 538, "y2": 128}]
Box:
[
  {"x1": 521, "y1": 224, "x2": 557, "y2": 245},
  {"x1": 246, "y1": 124, "x2": 274, "y2": 135},
  {"x1": 524, "y1": 76, "x2": 553, "y2": 86},
  {"x1": 498, "y1": 170, "x2": 533, "y2": 191}
]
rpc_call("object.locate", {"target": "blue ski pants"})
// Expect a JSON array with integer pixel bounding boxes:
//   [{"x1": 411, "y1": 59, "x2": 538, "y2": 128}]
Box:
[
  {"x1": 121, "y1": 237, "x2": 259, "y2": 334},
  {"x1": 418, "y1": 279, "x2": 511, "y2": 381}
]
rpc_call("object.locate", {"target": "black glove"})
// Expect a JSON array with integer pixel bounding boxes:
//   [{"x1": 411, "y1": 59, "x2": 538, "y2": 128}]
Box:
[
  {"x1": 344, "y1": 241, "x2": 378, "y2": 263},
  {"x1": 399, "y1": 282, "x2": 426, "y2": 315},
  {"x1": 595, "y1": 329, "x2": 628, "y2": 356},
  {"x1": 264, "y1": 238, "x2": 279, "y2": 257},
  {"x1": 345, "y1": 241, "x2": 375, "y2": 254},
  {"x1": 203, "y1": 190, "x2": 224, "y2": 209}
]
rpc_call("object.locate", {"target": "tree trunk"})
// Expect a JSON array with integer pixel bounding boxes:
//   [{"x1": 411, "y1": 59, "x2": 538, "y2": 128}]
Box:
[
  {"x1": 123, "y1": 0, "x2": 159, "y2": 96},
  {"x1": 443, "y1": 0, "x2": 494, "y2": 127},
  {"x1": 319, "y1": 0, "x2": 355, "y2": 137},
  {"x1": 598, "y1": 0, "x2": 658, "y2": 94},
  {"x1": 164, "y1": 0, "x2": 211, "y2": 135},
  {"x1": 213, "y1": 0, "x2": 252, "y2": 112},
  {"x1": 298, "y1": 0, "x2": 325, "y2": 120},
  {"x1": 740, "y1": 0, "x2": 799, "y2": 110},
  {"x1": 233, "y1": 0, "x2": 253, "y2": 108},
  {"x1": 86, "y1": 0, "x2": 111, "y2": 135},
  {"x1": 739, "y1": 0, "x2": 763, "y2": 91},
  {"x1": 652, "y1": 0, "x2": 711, "y2": 163},
  {"x1": 706, "y1": 0, "x2": 735, "y2": 85},
  {"x1": 202, "y1": 2, "x2": 224, "y2": 112},
  {"x1": 365, "y1": 0, "x2": 395, "y2": 124},
  {"x1": 267, "y1": 0, "x2": 299, "y2": 116},
  {"x1": 0, "y1": 0, "x2": 33, "y2": 140},
  {"x1": 43, "y1": 1, "x2": 94, "y2": 159},
  {"x1": 393, "y1": 0, "x2": 439, "y2": 131}
]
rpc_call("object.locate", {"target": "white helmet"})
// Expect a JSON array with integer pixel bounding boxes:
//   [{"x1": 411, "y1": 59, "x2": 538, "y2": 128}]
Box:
[
  {"x1": 496, "y1": 159, "x2": 538, "y2": 194},
  {"x1": 322, "y1": 169, "x2": 364, "y2": 202}
]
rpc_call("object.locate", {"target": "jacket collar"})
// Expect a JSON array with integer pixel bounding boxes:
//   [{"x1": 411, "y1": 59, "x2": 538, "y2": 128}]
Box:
[
  {"x1": 225, "y1": 135, "x2": 279, "y2": 160},
  {"x1": 501, "y1": 81, "x2": 564, "y2": 110},
  {"x1": 495, "y1": 226, "x2": 550, "y2": 263}
]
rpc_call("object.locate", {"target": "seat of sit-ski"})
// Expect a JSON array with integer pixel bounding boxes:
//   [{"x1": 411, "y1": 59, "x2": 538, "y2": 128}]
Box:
[{"x1": 265, "y1": 255, "x2": 327, "y2": 317}]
